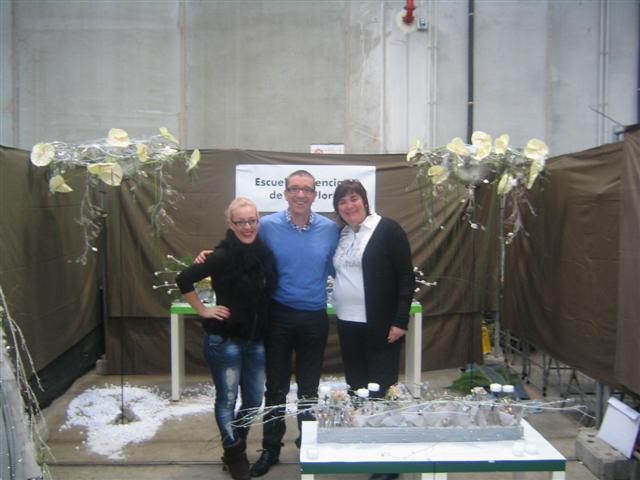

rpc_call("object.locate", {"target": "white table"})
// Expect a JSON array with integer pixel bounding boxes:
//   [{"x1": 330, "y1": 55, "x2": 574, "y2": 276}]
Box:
[
  {"x1": 300, "y1": 420, "x2": 566, "y2": 480},
  {"x1": 169, "y1": 302, "x2": 423, "y2": 401}
]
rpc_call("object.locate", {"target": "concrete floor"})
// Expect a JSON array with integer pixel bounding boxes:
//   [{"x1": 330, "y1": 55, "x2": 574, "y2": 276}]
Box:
[{"x1": 41, "y1": 367, "x2": 600, "y2": 480}]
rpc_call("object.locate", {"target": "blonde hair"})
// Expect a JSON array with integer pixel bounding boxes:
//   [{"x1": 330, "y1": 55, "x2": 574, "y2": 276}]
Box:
[{"x1": 224, "y1": 197, "x2": 259, "y2": 221}]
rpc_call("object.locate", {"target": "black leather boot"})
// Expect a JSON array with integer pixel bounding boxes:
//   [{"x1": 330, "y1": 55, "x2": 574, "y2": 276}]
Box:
[
  {"x1": 249, "y1": 448, "x2": 280, "y2": 477},
  {"x1": 222, "y1": 439, "x2": 250, "y2": 480}
]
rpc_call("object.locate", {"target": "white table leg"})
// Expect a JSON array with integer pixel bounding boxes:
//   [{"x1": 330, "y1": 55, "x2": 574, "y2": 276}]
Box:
[
  {"x1": 420, "y1": 473, "x2": 446, "y2": 480},
  {"x1": 405, "y1": 311, "x2": 423, "y2": 397},
  {"x1": 171, "y1": 312, "x2": 185, "y2": 401},
  {"x1": 550, "y1": 472, "x2": 565, "y2": 480},
  {"x1": 301, "y1": 475, "x2": 315, "y2": 480}
]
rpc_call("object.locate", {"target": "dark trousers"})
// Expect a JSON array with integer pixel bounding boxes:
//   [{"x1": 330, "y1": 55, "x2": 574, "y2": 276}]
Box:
[
  {"x1": 337, "y1": 319, "x2": 402, "y2": 398},
  {"x1": 262, "y1": 301, "x2": 328, "y2": 451}
]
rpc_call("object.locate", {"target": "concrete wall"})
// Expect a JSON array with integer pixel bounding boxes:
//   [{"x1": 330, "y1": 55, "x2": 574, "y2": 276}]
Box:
[{"x1": 1, "y1": 0, "x2": 637, "y2": 155}]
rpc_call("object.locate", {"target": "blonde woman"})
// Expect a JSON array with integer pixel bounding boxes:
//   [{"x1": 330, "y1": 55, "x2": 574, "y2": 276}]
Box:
[{"x1": 176, "y1": 197, "x2": 277, "y2": 480}]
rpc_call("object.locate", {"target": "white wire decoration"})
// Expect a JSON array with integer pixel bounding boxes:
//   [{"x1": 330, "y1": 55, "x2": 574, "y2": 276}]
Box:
[
  {"x1": 406, "y1": 131, "x2": 549, "y2": 242},
  {"x1": 30, "y1": 128, "x2": 200, "y2": 264}
]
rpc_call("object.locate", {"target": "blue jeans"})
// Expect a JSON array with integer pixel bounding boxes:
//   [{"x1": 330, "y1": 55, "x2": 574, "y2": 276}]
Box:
[{"x1": 202, "y1": 334, "x2": 266, "y2": 446}]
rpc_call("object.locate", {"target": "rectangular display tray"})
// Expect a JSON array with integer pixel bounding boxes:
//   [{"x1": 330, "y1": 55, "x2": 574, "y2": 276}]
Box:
[{"x1": 317, "y1": 425, "x2": 524, "y2": 443}]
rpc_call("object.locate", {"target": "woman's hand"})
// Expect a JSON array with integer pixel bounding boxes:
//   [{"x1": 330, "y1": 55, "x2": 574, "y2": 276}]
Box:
[
  {"x1": 200, "y1": 305, "x2": 231, "y2": 321},
  {"x1": 387, "y1": 326, "x2": 406, "y2": 343},
  {"x1": 195, "y1": 250, "x2": 213, "y2": 264}
]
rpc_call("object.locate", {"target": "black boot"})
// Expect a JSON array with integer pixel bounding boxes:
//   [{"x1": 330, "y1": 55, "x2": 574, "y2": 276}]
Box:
[
  {"x1": 222, "y1": 439, "x2": 250, "y2": 480},
  {"x1": 249, "y1": 448, "x2": 280, "y2": 477}
]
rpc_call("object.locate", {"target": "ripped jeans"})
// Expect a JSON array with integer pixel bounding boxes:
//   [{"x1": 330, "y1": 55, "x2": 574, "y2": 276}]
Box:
[{"x1": 202, "y1": 334, "x2": 266, "y2": 446}]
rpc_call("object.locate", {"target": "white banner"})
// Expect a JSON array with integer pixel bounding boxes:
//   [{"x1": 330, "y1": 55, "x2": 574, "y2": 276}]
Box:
[{"x1": 235, "y1": 164, "x2": 376, "y2": 212}]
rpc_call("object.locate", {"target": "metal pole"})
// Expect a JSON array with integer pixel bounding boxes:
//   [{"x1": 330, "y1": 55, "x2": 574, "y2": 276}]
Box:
[{"x1": 492, "y1": 194, "x2": 505, "y2": 357}]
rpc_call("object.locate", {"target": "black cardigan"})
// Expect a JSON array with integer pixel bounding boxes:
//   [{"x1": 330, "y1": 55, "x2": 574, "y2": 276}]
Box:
[
  {"x1": 361, "y1": 217, "x2": 415, "y2": 344},
  {"x1": 175, "y1": 230, "x2": 277, "y2": 339}
]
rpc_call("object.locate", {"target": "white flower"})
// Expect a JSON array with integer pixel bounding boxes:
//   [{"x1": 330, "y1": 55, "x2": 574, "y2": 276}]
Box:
[
  {"x1": 471, "y1": 131, "x2": 492, "y2": 161},
  {"x1": 494, "y1": 134, "x2": 509, "y2": 154},
  {"x1": 471, "y1": 131, "x2": 492, "y2": 148},
  {"x1": 159, "y1": 145, "x2": 179, "y2": 158},
  {"x1": 406, "y1": 147, "x2": 421, "y2": 162},
  {"x1": 49, "y1": 175, "x2": 73, "y2": 193},
  {"x1": 524, "y1": 138, "x2": 548, "y2": 162},
  {"x1": 87, "y1": 162, "x2": 123, "y2": 186},
  {"x1": 30, "y1": 143, "x2": 55, "y2": 167},
  {"x1": 137, "y1": 144, "x2": 149, "y2": 163},
  {"x1": 159, "y1": 127, "x2": 179, "y2": 144},
  {"x1": 524, "y1": 139, "x2": 548, "y2": 189},
  {"x1": 107, "y1": 128, "x2": 130, "y2": 147},
  {"x1": 186, "y1": 149, "x2": 200, "y2": 172},
  {"x1": 427, "y1": 165, "x2": 449, "y2": 184},
  {"x1": 527, "y1": 158, "x2": 545, "y2": 189},
  {"x1": 446, "y1": 137, "x2": 470, "y2": 157},
  {"x1": 497, "y1": 173, "x2": 515, "y2": 195},
  {"x1": 472, "y1": 142, "x2": 492, "y2": 161}
]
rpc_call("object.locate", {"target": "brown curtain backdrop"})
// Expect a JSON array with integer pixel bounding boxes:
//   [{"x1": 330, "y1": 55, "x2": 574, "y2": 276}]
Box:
[
  {"x1": 0, "y1": 146, "x2": 100, "y2": 373},
  {"x1": 616, "y1": 126, "x2": 640, "y2": 395},
  {"x1": 5, "y1": 139, "x2": 636, "y2": 395},
  {"x1": 503, "y1": 128, "x2": 640, "y2": 395},
  {"x1": 103, "y1": 150, "x2": 492, "y2": 374}
]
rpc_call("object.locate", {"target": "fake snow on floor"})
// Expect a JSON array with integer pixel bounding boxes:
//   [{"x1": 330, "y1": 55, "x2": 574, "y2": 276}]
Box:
[
  {"x1": 60, "y1": 378, "x2": 348, "y2": 460},
  {"x1": 60, "y1": 383, "x2": 214, "y2": 460}
]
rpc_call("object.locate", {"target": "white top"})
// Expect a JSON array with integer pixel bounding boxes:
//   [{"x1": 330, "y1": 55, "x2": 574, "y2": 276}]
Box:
[{"x1": 332, "y1": 213, "x2": 382, "y2": 322}]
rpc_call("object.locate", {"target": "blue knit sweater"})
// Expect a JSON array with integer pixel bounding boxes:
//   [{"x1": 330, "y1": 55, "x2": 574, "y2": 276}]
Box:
[{"x1": 260, "y1": 210, "x2": 339, "y2": 310}]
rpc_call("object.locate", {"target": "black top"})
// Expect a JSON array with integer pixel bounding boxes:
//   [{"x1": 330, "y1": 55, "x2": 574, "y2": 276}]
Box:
[
  {"x1": 362, "y1": 217, "x2": 415, "y2": 344},
  {"x1": 175, "y1": 230, "x2": 278, "y2": 339}
]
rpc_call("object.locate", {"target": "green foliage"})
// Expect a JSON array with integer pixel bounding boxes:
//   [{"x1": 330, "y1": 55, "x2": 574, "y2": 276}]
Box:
[
  {"x1": 447, "y1": 365, "x2": 519, "y2": 394},
  {"x1": 448, "y1": 369, "x2": 492, "y2": 394},
  {"x1": 487, "y1": 365, "x2": 519, "y2": 385}
]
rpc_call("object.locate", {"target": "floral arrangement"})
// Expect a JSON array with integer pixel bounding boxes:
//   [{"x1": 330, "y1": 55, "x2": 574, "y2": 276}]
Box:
[
  {"x1": 153, "y1": 254, "x2": 214, "y2": 303},
  {"x1": 314, "y1": 380, "x2": 527, "y2": 439},
  {"x1": 406, "y1": 131, "x2": 548, "y2": 242},
  {"x1": 311, "y1": 380, "x2": 588, "y2": 445},
  {"x1": 30, "y1": 128, "x2": 200, "y2": 264}
]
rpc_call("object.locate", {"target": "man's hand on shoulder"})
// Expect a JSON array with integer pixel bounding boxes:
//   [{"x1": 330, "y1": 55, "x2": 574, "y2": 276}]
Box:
[{"x1": 195, "y1": 250, "x2": 213, "y2": 264}]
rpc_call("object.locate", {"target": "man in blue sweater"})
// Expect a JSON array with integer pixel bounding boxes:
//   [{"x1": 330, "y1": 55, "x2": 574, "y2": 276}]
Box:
[{"x1": 250, "y1": 170, "x2": 339, "y2": 476}]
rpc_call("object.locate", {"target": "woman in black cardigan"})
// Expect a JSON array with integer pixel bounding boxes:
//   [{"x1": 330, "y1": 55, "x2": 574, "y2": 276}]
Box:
[
  {"x1": 332, "y1": 180, "x2": 415, "y2": 401},
  {"x1": 176, "y1": 197, "x2": 277, "y2": 480}
]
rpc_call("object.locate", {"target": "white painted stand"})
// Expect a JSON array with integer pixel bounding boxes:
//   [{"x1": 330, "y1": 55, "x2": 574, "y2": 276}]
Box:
[
  {"x1": 169, "y1": 302, "x2": 422, "y2": 401},
  {"x1": 170, "y1": 309, "x2": 186, "y2": 401},
  {"x1": 300, "y1": 420, "x2": 565, "y2": 480}
]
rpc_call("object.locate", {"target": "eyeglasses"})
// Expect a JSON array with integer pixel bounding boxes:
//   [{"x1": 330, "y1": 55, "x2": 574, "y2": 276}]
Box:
[
  {"x1": 286, "y1": 186, "x2": 315, "y2": 194},
  {"x1": 231, "y1": 219, "x2": 259, "y2": 227}
]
